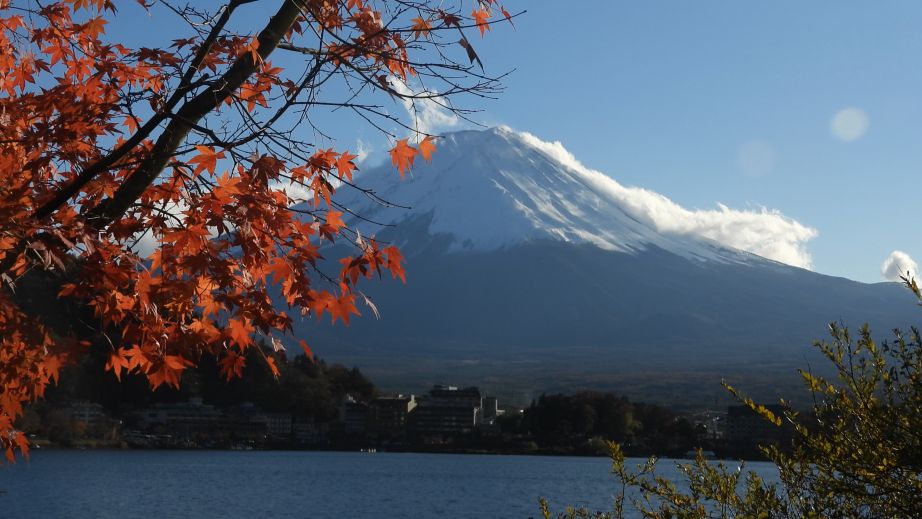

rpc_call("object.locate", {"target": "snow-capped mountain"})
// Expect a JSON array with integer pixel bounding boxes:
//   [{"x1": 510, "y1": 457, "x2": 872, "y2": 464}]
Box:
[
  {"x1": 338, "y1": 127, "x2": 795, "y2": 265},
  {"x1": 293, "y1": 127, "x2": 918, "y2": 404}
]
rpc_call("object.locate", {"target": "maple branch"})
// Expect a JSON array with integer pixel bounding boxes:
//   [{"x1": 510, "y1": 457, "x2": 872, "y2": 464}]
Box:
[
  {"x1": 203, "y1": 54, "x2": 330, "y2": 150},
  {"x1": 85, "y1": 0, "x2": 306, "y2": 229},
  {"x1": 31, "y1": 1, "x2": 248, "y2": 222},
  {"x1": 166, "y1": 1, "x2": 253, "y2": 107}
]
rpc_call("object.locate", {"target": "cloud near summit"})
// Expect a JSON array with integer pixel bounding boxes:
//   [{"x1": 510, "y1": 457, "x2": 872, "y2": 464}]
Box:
[
  {"x1": 512, "y1": 128, "x2": 818, "y2": 269},
  {"x1": 390, "y1": 78, "x2": 460, "y2": 138},
  {"x1": 881, "y1": 250, "x2": 918, "y2": 282}
]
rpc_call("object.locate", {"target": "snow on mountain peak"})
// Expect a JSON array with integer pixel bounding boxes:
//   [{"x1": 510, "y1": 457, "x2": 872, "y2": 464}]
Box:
[{"x1": 339, "y1": 127, "x2": 817, "y2": 268}]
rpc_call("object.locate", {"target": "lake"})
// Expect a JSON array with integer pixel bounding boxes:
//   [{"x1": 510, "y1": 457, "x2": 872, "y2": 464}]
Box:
[{"x1": 0, "y1": 450, "x2": 778, "y2": 518}]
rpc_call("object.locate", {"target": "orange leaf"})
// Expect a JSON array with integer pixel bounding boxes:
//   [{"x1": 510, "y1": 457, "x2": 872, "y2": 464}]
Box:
[
  {"x1": 418, "y1": 136, "x2": 436, "y2": 163},
  {"x1": 335, "y1": 151, "x2": 358, "y2": 181},
  {"x1": 189, "y1": 146, "x2": 225, "y2": 176},
  {"x1": 389, "y1": 139, "x2": 417, "y2": 177},
  {"x1": 83, "y1": 17, "x2": 107, "y2": 39},
  {"x1": 410, "y1": 16, "x2": 432, "y2": 39},
  {"x1": 246, "y1": 36, "x2": 262, "y2": 64},
  {"x1": 227, "y1": 318, "x2": 255, "y2": 348},
  {"x1": 329, "y1": 292, "x2": 359, "y2": 325},
  {"x1": 123, "y1": 344, "x2": 150, "y2": 372},
  {"x1": 105, "y1": 349, "x2": 132, "y2": 381},
  {"x1": 384, "y1": 245, "x2": 406, "y2": 283},
  {"x1": 123, "y1": 116, "x2": 139, "y2": 133},
  {"x1": 472, "y1": 8, "x2": 490, "y2": 37},
  {"x1": 501, "y1": 6, "x2": 515, "y2": 28},
  {"x1": 298, "y1": 340, "x2": 314, "y2": 359},
  {"x1": 148, "y1": 356, "x2": 190, "y2": 389},
  {"x1": 41, "y1": 355, "x2": 64, "y2": 385},
  {"x1": 325, "y1": 209, "x2": 345, "y2": 233},
  {"x1": 219, "y1": 351, "x2": 246, "y2": 381},
  {"x1": 215, "y1": 172, "x2": 242, "y2": 197},
  {"x1": 266, "y1": 356, "x2": 280, "y2": 378}
]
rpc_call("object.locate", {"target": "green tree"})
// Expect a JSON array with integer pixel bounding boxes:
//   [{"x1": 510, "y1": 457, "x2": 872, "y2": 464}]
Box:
[{"x1": 542, "y1": 278, "x2": 922, "y2": 519}]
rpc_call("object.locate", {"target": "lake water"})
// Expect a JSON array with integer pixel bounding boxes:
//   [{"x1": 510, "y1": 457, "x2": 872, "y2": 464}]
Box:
[{"x1": 0, "y1": 450, "x2": 778, "y2": 518}]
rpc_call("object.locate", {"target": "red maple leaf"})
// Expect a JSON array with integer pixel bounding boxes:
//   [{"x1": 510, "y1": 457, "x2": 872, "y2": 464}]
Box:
[
  {"x1": 418, "y1": 136, "x2": 437, "y2": 163},
  {"x1": 226, "y1": 318, "x2": 255, "y2": 348},
  {"x1": 189, "y1": 146, "x2": 226, "y2": 176},
  {"x1": 389, "y1": 139, "x2": 418, "y2": 177}
]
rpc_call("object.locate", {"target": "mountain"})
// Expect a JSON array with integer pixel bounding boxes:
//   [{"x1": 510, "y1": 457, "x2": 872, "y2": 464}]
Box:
[{"x1": 289, "y1": 127, "x2": 918, "y2": 406}]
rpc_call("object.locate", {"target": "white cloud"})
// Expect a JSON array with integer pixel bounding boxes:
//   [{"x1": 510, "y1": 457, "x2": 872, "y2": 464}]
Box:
[
  {"x1": 130, "y1": 200, "x2": 189, "y2": 258},
  {"x1": 277, "y1": 181, "x2": 315, "y2": 204},
  {"x1": 830, "y1": 107, "x2": 869, "y2": 142},
  {"x1": 133, "y1": 228, "x2": 159, "y2": 258},
  {"x1": 354, "y1": 139, "x2": 371, "y2": 165},
  {"x1": 737, "y1": 140, "x2": 776, "y2": 177},
  {"x1": 881, "y1": 250, "x2": 918, "y2": 282},
  {"x1": 512, "y1": 128, "x2": 818, "y2": 268},
  {"x1": 389, "y1": 77, "x2": 461, "y2": 138}
]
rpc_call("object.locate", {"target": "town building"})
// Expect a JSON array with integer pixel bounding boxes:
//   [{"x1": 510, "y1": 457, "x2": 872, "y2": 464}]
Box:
[
  {"x1": 137, "y1": 397, "x2": 222, "y2": 437},
  {"x1": 340, "y1": 395, "x2": 369, "y2": 435},
  {"x1": 481, "y1": 396, "x2": 499, "y2": 422},
  {"x1": 65, "y1": 401, "x2": 108, "y2": 428},
  {"x1": 135, "y1": 398, "x2": 270, "y2": 442},
  {"x1": 293, "y1": 416, "x2": 323, "y2": 444},
  {"x1": 368, "y1": 394, "x2": 416, "y2": 441},
  {"x1": 411, "y1": 385, "x2": 482, "y2": 438},
  {"x1": 265, "y1": 413, "x2": 293, "y2": 437}
]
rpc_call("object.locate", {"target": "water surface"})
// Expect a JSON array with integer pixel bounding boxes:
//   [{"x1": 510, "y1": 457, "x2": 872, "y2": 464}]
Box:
[{"x1": 0, "y1": 450, "x2": 777, "y2": 518}]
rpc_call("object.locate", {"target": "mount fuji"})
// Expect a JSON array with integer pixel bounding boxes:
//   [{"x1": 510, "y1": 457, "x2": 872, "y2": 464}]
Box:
[{"x1": 292, "y1": 127, "x2": 917, "y2": 404}]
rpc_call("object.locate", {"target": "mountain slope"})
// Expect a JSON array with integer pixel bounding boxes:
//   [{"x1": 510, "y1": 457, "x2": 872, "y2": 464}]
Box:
[{"x1": 288, "y1": 127, "x2": 918, "y2": 405}]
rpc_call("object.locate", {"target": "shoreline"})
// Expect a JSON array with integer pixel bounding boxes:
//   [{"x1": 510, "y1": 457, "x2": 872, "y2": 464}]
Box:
[{"x1": 23, "y1": 441, "x2": 770, "y2": 463}]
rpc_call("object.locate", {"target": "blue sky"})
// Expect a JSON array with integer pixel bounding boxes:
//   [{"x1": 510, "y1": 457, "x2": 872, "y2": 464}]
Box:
[{"x1": 109, "y1": 1, "x2": 922, "y2": 283}]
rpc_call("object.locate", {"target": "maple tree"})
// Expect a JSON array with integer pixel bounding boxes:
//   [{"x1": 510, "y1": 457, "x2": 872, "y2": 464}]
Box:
[{"x1": 0, "y1": 0, "x2": 516, "y2": 461}]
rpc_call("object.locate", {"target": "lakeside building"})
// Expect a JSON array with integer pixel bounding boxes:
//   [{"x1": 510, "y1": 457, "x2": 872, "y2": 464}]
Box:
[
  {"x1": 65, "y1": 401, "x2": 108, "y2": 428},
  {"x1": 340, "y1": 395, "x2": 369, "y2": 435},
  {"x1": 481, "y1": 397, "x2": 499, "y2": 422},
  {"x1": 136, "y1": 397, "x2": 223, "y2": 436},
  {"x1": 264, "y1": 412, "x2": 293, "y2": 438},
  {"x1": 368, "y1": 394, "x2": 417, "y2": 441},
  {"x1": 63, "y1": 401, "x2": 121, "y2": 440},
  {"x1": 411, "y1": 385, "x2": 483, "y2": 438},
  {"x1": 133, "y1": 398, "x2": 271, "y2": 441},
  {"x1": 331, "y1": 386, "x2": 503, "y2": 443},
  {"x1": 292, "y1": 416, "x2": 325, "y2": 444}
]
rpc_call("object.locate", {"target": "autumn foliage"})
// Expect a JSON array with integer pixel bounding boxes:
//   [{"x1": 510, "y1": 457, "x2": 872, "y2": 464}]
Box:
[{"x1": 0, "y1": 0, "x2": 513, "y2": 461}]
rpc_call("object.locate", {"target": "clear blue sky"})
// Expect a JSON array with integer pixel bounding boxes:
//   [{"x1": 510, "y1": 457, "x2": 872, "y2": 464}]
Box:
[{"x1": 109, "y1": 1, "x2": 922, "y2": 283}]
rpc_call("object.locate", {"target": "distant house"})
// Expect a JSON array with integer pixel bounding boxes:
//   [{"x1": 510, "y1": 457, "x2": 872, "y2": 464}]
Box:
[
  {"x1": 265, "y1": 413, "x2": 293, "y2": 437},
  {"x1": 340, "y1": 395, "x2": 369, "y2": 435},
  {"x1": 368, "y1": 395, "x2": 416, "y2": 441},
  {"x1": 480, "y1": 396, "x2": 500, "y2": 423},
  {"x1": 65, "y1": 401, "x2": 107, "y2": 428},
  {"x1": 292, "y1": 416, "x2": 322, "y2": 444},
  {"x1": 137, "y1": 397, "x2": 222, "y2": 437},
  {"x1": 63, "y1": 401, "x2": 120, "y2": 439},
  {"x1": 411, "y1": 385, "x2": 482, "y2": 438},
  {"x1": 477, "y1": 396, "x2": 502, "y2": 435}
]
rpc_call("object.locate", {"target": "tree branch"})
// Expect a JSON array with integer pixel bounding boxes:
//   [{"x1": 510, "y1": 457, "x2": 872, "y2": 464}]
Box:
[{"x1": 84, "y1": 0, "x2": 306, "y2": 229}]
